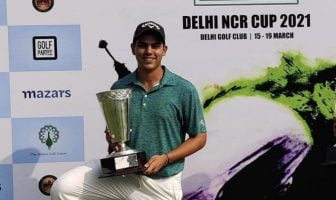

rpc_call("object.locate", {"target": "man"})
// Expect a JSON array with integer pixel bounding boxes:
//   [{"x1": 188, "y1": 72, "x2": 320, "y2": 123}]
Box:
[{"x1": 50, "y1": 21, "x2": 207, "y2": 200}]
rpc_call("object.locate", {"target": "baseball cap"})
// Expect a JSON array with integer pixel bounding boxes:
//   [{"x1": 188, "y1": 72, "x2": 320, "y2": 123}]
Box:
[{"x1": 132, "y1": 21, "x2": 166, "y2": 44}]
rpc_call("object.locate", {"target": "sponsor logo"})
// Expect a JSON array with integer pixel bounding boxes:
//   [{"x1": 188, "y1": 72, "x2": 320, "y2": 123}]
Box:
[
  {"x1": 141, "y1": 21, "x2": 161, "y2": 30},
  {"x1": 39, "y1": 125, "x2": 60, "y2": 149},
  {"x1": 194, "y1": 0, "x2": 298, "y2": 5},
  {"x1": 22, "y1": 89, "x2": 71, "y2": 99},
  {"x1": 38, "y1": 175, "x2": 57, "y2": 196},
  {"x1": 9, "y1": 25, "x2": 82, "y2": 72},
  {"x1": 32, "y1": 0, "x2": 54, "y2": 12},
  {"x1": 12, "y1": 116, "x2": 84, "y2": 163},
  {"x1": 33, "y1": 36, "x2": 57, "y2": 60}
]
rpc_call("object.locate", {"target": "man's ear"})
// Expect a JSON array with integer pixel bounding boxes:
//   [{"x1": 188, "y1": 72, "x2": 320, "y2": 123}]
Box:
[
  {"x1": 131, "y1": 43, "x2": 135, "y2": 55},
  {"x1": 163, "y1": 45, "x2": 168, "y2": 56}
]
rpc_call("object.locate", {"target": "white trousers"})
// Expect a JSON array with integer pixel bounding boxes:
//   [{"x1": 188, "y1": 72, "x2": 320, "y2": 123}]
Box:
[{"x1": 50, "y1": 160, "x2": 182, "y2": 200}]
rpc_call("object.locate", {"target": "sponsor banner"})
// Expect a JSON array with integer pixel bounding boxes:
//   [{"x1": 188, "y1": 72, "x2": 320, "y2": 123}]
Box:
[
  {"x1": 0, "y1": 164, "x2": 13, "y2": 200},
  {"x1": 181, "y1": 13, "x2": 310, "y2": 41},
  {"x1": 0, "y1": 0, "x2": 334, "y2": 199},
  {"x1": 194, "y1": 0, "x2": 298, "y2": 5},
  {"x1": 12, "y1": 116, "x2": 84, "y2": 163},
  {"x1": 8, "y1": 25, "x2": 82, "y2": 72},
  {"x1": 0, "y1": 119, "x2": 12, "y2": 164},
  {"x1": 167, "y1": 2, "x2": 336, "y2": 86},
  {"x1": 9, "y1": 72, "x2": 84, "y2": 118},
  {"x1": 0, "y1": 73, "x2": 10, "y2": 118},
  {"x1": 0, "y1": 0, "x2": 6, "y2": 25}
]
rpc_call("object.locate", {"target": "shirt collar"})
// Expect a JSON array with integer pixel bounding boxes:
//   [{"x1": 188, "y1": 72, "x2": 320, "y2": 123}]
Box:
[{"x1": 126, "y1": 66, "x2": 176, "y2": 87}]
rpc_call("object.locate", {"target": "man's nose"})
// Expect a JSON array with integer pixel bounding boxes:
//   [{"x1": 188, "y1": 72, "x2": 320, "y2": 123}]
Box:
[{"x1": 144, "y1": 45, "x2": 153, "y2": 53}]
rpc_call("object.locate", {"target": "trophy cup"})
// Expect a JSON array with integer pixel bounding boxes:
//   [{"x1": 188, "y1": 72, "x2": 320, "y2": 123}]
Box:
[{"x1": 96, "y1": 89, "x2": 147, "y2": 177}]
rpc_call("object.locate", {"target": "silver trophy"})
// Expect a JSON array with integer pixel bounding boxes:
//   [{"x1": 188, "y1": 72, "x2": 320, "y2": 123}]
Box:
[{"x1": 96, "y1": 89, "x2": 146, "y2": 177}]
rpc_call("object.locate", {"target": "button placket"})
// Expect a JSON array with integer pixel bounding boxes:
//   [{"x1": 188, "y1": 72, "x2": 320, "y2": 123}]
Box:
[{"x1": 142, "y1": 93, "x2": 148, "y2": 108}]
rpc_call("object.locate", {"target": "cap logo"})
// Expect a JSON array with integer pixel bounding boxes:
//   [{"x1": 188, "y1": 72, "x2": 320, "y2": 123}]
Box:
[{"x1": 141, "y1": 22, "x2": 160, "y2": 30}]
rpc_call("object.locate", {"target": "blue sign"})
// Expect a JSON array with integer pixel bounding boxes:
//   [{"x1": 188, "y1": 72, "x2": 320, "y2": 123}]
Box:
[
  {"x1": 0, "y1": 73, "x2": 10, "y2": 118},
  {"x1": 12, "y1": 116, "x2": 85, "y2": 163},
  {"x1": 0, "y1": 0, "x2": 6, "y2": 25},
  {"x1": 0, "y1": 165, "x2": 13, "y2": 200},
  {"x1": 8, "y1": 25, "x2": 82, "y2": 72}
]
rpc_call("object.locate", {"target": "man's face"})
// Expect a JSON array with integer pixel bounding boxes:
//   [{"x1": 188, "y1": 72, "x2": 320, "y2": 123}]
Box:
[{"x1": 131, "y1": 33, "x2": 167, "y2": 72}]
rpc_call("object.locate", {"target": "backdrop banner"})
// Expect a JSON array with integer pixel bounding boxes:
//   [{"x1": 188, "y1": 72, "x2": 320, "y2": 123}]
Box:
[{"x1": 0, "y1": 0, "x2": 335, "y2": 199}]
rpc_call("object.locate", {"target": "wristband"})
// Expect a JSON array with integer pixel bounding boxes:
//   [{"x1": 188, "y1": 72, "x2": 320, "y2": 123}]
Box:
[{"x1": 164, "y1": 153, "x2": 170, "y2": 166}]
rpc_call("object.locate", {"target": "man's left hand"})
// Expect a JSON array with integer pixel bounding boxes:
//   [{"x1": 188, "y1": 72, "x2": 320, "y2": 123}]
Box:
[{"x1": 143, "y1": 154, "x2": 168, "y2": 175}]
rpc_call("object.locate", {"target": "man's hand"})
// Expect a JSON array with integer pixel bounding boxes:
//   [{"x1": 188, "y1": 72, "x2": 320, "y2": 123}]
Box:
[{"x1": 143, "y1": 154, "x2": 169, "y2": 176}]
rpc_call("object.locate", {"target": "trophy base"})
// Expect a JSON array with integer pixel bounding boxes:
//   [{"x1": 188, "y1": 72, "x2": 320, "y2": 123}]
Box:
[{"x1": 99, "y1": 150, "x2": 147, "y2": 178}]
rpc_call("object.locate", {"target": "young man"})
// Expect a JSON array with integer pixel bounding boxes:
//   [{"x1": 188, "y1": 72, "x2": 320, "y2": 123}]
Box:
[{"x1": 50, "y1": 21, "x2": 207, "y2": 200}]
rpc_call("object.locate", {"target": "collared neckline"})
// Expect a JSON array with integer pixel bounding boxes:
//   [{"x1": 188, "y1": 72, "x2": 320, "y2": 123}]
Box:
[{"x1": 126, "y1": 66, "x2": 176, "y2": 89}]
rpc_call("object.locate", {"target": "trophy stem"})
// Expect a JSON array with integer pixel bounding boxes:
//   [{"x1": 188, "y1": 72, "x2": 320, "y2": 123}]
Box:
[
  {"x1": 107, "y1": 142, "x2": 136, "y2": 157},
  {"x1": 119, "y1": 142, "x2": 127, "y2": 151}
]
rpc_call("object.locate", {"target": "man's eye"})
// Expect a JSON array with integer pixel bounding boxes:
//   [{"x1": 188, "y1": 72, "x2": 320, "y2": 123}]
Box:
[
  {"x1": 151, "y1": 44, "x2": 162, "y2": 48},
  {"x1": 136, "y1": 43, "x2": 162, "y2": 49},
  {"x1": 137, "y1": 43, "x2": 147, "y2": 48}
]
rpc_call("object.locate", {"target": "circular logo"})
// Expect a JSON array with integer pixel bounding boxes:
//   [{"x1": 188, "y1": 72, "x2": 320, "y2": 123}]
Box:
[
  {"x1": 32, "y1": 0, "x2": 54, "y2": 12},
  {"x1": 39, "y1": 125, "x2": 60, "y2": 150},
  {"x1": 38, "y1": 175, "x2": 57, "y2": 196}
]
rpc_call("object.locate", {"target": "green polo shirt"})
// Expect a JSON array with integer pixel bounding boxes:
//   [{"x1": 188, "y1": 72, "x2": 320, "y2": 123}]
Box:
[{"x1": 111, "y1": 66, "x2": 207, "y2": 177}]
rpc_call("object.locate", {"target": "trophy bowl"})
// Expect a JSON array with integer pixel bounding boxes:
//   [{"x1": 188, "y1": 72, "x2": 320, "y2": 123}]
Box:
[{"x1": 96, "y1": 89, "x2": 146, "y2": 178}]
